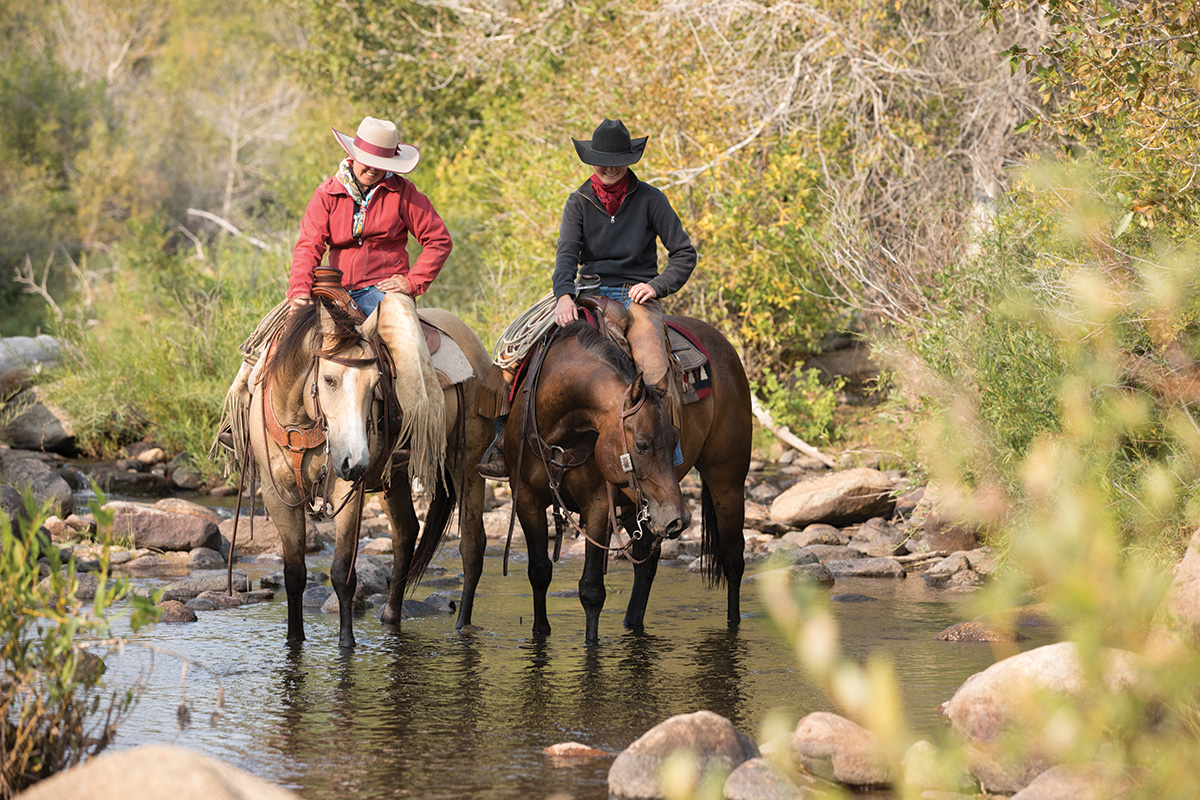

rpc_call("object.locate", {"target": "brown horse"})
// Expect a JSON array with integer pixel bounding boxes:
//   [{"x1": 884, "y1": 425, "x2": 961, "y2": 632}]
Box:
[
  {"x1": 243, "y1": 300, "x2": 492, "y2": 647},
  {"x1": 506, "y1": 321, "x2": 694, "y2": 642}
]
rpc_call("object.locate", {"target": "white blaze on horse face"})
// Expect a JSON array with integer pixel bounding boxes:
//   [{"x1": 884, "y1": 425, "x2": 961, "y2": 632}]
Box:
[{"x1": 318, "y1": 359, "x2": 378, "y2": 482}]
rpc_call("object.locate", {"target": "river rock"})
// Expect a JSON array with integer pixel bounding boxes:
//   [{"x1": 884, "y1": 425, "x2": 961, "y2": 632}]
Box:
[
  {"x1": 321, "y1": 589, "x2": 367, "y2": 614},
  {"x1": 1, "y1": 483, "x2": 28, "y2": 526},
  {"x1": 543, "y1": 742, "x2": 610, "y2": 764},
  {"x1": 1, "y1": 387, "x2": 75, "y2": 454},
  {"x1": 907, "y1": 483, "x2": 981, "y2": 554},
  {"x1": 846, "y1": 518, "x2": 907, "y2": 557},
  {"x1": 354, "y1": 555, "x2": 391, "y2": 596},
  {"x1": 193, "y1": 589, "x2": 243, "y2": 609},
  {"x1": 800, "y1": 544, "x2": 865, "y2": 563},
  {"x1": 160, "y1": 569, "x2": 250, "y2": 602},
  {"x1": 303, "y1": 585, "x2": 334, "y2": 608},
  {"x1": 769, "y1": 468, "x2": 895, "y2": 528},
  {"x1": 157, "y1": 600, "x2": 198, "y2": 623},
  {"x1": 824, "y1": 558, "x2": 905, "y2": 579},
  {"x1": 791, "y1": 711, "x2": 891, "y2": 788},
  {"x1": 763, "y1": 546, "x2": 819, "y2": 568},
  {"x1": 86, "y1": 461, "x2": 170, "y2": 495},
  {"x1": 609, "y1": 710, "x2": 758, "y2": 800},
  {"x1": 723, "y1": 757, "x2": 814, "y2": 800},
  {"x1": 936, "y1": 621, "x2": 1026, "y2": 643},
  {"x1": 921, "y1": 548, "x2": 996, "y2": 589},
  {"x1": 743, "y1": 563, "x2": 835, "y2": 587},
  {"x1": 218, "y1": 514, "x2": 321, "y2": 556},
  {"x1": 1009, "y1": 762, "x2": 1133, "y2": 800},
  {"x1": 105, "y1": 501, "x2": 220, "y2": 551},
  {"x1": 188, "y1": 547, "x2": 225, "y2": 570},
  {"x1": 0, "y1": 334, "x2": 62, "y2": 394},
  {"x1": 744, "y1": 501, "x2": 790, "y2": 535},
  {"x1": 1, "y1": 452, "x2": 73, "y2": 515},
  {"x1": 121, "y1": 552, "x2": 191, "y2": 577},
  {"x1": 14, "y1": 743, "x2": 300, "y2": 800},
  {"x1": 941, "y1": 641, "x2": 1140, "y2": 794},
  {"x1": 781, "y1": 524, "x2": 844, "y2": 548}
]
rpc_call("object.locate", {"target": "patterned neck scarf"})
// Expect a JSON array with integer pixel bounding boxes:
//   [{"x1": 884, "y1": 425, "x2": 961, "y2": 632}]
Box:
[
  {"x1": 590, "y1": 171, "x2": 630, "y2": 215},
  {"x1": 335, "y1": 158, "x2": 392, "y2": 238}
]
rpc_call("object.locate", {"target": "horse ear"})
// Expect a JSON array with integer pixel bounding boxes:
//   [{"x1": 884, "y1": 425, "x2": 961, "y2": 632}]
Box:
[
  {"x1": 360, "y1": 307, "x2": 379, "y2": 340},
  {"x1": 631, "y1": 372, "x2": 645, "y2": 403}
]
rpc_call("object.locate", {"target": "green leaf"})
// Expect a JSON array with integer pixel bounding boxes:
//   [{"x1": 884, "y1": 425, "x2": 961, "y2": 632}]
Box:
[
  {"x1": 1113, "y1": 211, "x2": 1133, "y2": 237},
  {"x1": 1015, "y1": 119, "x2": 1037, "y2": 134}
]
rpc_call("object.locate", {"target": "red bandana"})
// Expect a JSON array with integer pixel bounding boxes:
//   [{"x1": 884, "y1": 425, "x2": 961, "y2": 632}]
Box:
[{"x1": 590, "y1": 172, "x2": 630, "y2": 215}]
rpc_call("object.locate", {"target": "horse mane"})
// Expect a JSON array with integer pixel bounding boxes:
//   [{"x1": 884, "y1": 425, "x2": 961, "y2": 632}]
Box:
[
  {"x1": 266, "y1": 300, "x2": 363, "y2": 376},
  {"x1": 559, "y1": 320, "x2": 635, "y2": 381}
]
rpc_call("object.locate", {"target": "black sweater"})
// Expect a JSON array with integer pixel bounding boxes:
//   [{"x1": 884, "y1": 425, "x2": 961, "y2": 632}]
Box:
[{"x1": 552, "y1": 171, "x2": 697, "y2": 299}]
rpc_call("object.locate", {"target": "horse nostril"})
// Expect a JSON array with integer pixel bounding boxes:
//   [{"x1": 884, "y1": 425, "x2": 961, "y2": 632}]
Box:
[
  {"x1": 664, "y1": 518, "x2": 685, "y2": 540},
  {"x1": 342, "y1": 458, "x2": 366, "y2": 482}
]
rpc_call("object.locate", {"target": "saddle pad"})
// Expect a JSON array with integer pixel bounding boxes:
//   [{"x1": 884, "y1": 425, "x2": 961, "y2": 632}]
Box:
[
  {"x1": 667, "y1": 325, "x2": 708, "y2": 372},
  {"x1": 422, "y1": 321, "x2": 473, "y2": 388}
]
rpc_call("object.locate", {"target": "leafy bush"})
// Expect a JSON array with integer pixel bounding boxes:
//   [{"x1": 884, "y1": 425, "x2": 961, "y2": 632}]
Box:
[
  {"x1": 0, "y1": 495, "x2": 159, "y2": 797},
  {"x1": 752, "y1": 365, "x2": 844, "y2": 447}
]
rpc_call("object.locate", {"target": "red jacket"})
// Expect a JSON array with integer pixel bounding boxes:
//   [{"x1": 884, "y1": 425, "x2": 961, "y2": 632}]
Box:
[{"x1": 287, "y1": 174, "x2": 452, "y2": 299}]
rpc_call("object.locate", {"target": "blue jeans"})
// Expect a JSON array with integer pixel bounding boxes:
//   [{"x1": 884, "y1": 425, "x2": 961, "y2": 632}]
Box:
[
  {"x1": 588, "y1": 285, "x2": 683, "y2": 467},
  {"x1": 350, "y1": 286, "x2": 385, "y2": 317}
]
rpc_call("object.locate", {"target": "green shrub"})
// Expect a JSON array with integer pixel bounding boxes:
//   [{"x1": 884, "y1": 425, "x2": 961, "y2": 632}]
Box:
[
  {"x1": 752, "y1": 365, "x2": 844, "y2": 446},
  {"x1": 0, "y1": 495, "x2": 159, "y2": 797}
]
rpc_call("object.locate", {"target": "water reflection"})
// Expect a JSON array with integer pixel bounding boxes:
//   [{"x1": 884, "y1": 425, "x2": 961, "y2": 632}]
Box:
[{"x1": 105, "y1": 559, "x2": 1043, "y2": 800}]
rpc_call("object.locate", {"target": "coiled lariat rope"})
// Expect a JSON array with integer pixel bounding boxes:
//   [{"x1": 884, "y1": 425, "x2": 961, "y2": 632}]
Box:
[{"x1": 493, "y1": 291, "x2": 557, "y2": 372}]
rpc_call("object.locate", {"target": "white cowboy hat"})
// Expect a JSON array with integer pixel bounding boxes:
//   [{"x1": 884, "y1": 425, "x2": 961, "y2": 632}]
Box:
[{"x1": 332, "y1": 116, "x2": 420, "y2": 174}]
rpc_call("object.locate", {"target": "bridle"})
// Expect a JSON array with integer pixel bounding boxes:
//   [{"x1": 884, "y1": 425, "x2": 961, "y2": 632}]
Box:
[
  {"x1": 502, "y1": 327, "x2": 662, "y2": 574},
  {"x1": 260, "y1": 333, "x2": 387, "y2": 519}
]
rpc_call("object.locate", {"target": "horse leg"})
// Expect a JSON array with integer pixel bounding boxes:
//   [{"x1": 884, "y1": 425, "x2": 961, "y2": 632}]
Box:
[
  {"x1": 330, "y1": 495, "x2": 362, "y2": 648},
  {"x1": 623, "y1": 530, "x2": 660, "y2": 632},
  {"x1": 455, "y1": 470, "x2": 486, "y2": 630},
  {"x1": 267, "y1": 498, "x2": 308, "y2": 642},
  {"x1": 516, "y1": 490, "x2": 553, "y2": 636},
  {"x1": 379, "y1": 476, "x2": 419, "y2": 627},
  {"x1": 579, "y1": 503, "x2": 612, "y2": 643}
]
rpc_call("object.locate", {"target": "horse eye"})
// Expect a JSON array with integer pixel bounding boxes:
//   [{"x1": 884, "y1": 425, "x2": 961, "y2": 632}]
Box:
[
  {"x1": 324, "y1": 375, "x2": 337, "y2": 388},
  {"x1": 635, "y1": 440, "x2": 651, "y2": 454}
]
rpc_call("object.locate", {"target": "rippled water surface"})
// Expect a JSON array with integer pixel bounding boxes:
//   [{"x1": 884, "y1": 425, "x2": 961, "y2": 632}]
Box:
[{"x1": 103, "y1": 552, "x2": 1043, "y2": 799}]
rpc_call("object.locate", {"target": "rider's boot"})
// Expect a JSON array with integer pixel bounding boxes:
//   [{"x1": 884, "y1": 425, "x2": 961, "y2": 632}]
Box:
[{"x1": 476, "y1": 419, "x2": 509, "y2": 479}]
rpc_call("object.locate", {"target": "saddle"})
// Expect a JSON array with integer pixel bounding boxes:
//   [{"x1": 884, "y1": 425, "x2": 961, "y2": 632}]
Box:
[
  {"x1": 575, "y1": 294, "x2": 712, "y2": 405},
  {"x1": 311, "y1": 267, "x2": 468, "y2": 389}
]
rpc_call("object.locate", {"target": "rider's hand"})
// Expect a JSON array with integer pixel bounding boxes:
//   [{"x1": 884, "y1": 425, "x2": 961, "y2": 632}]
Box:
[
  {"x1": 379, "y1": 275, "x2": 411, "y2": 295},
  {"x1": 555, "y1": 294, "x2": 579, "y2": 327},
  {"x1": 289, "y1": 294, "x2": 313, "y2": 312},
  {"x1": 629, "y1": 283, "x2": 657, "y2": 304}
]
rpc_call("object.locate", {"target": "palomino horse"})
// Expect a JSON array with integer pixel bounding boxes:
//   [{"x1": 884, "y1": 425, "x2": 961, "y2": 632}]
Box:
[
  {"x1": 506, "y1": 321, "x2": 693, "y2": 642},
  {"x1": 506, "y1": 314, "x2": 751, "y2": 641},
  {"x1": 243, "y1": 299, "x2": 492, "y2": 647}
]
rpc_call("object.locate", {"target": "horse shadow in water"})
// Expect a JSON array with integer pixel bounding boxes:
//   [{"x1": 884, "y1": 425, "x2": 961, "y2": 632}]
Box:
[
  {"x1": 241, "y1": 299, "x2": 492, "y2": 648},
  {"x1": 504, "y1": 316, "x2": 751, "y2": 642}
]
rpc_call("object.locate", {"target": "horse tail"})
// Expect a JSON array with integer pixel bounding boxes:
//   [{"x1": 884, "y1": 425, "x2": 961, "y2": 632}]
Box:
[
  {"x1": 406, "y1": 469, "x2": 455, "y2": 590},
  {"x1": 700, "y1": 477, "x2": 726, "y2": 589}
]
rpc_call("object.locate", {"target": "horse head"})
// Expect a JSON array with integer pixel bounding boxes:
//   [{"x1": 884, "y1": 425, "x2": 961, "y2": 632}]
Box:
[
  {"x1": 599, "y1": 370, "x2": 692, "y2": 540},
  {"x1": 314, "y1": 302, "x2": 382, "y2": 482}
]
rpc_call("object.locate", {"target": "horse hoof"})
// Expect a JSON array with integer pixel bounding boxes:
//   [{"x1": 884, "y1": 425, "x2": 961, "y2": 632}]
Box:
[{"x1": 458, "y1": 624, "x2": 483, "y2": 635}]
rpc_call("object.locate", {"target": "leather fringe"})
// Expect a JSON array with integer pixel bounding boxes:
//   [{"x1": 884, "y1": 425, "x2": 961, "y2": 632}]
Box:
[{"x1": 477, "y1": 363, "x2": 512, "y2": 419}]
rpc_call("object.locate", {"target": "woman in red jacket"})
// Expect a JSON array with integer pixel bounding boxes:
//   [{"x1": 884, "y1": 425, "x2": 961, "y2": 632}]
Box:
[
  {"x1": 287, "y1": 115, "x2": 452, "y2": 316},
  {"x1": 215, "y1": 116, "x2": 451, "y2": 455}
]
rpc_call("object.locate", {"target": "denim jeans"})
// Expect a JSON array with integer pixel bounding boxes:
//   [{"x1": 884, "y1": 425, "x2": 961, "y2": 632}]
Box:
[{"x1": 350, "y1": 286, "x2": 385, "y2": 318}]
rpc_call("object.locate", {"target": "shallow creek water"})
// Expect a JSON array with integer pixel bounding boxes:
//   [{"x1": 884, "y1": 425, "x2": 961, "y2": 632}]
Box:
[{"x1": 101, "y1": 550, "x2": 1048, "y2": 800}]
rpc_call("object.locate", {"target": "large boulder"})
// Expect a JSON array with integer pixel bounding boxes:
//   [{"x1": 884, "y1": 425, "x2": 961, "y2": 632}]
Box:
[
  {"x1": 1, "y1": 387, "x2": 75, "y2": 454},
  {"x1": 105, "y1": 500, "x2": 221, "y2": 551},
  {"x1": 160, "y1": 569, "x2": 251, "y2": 602},
  {"x1": 1, "y1": 452, "x2": 74, "y2": 515},
  {"x1": 790, "y1": 711, "x2": 892, "y2": 789},
  {"x1": 608, "y1": 710, "x2": 759, "y2": 800},
  {"x1": 14, "y1": 743, "x2": 300, "y2": 800},
  {"x1": 941, "y1": 642, "x2": 1140, "y2": 794},
  {"x1": 906, "y1": 483, "x2": 982, "y2": 554},
  {"x1": 0, "y1": 335, "x2": 62, "y2": 395},
  {"x1": 769, "y1": 469, "x2": 895, "y2": 528},
  {"x1": 1147, "y1": 526, "x2": 1200, "y2": 656}
]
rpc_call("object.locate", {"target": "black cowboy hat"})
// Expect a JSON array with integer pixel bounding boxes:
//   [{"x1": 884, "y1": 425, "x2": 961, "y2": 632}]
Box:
[{"x1": 572, "y1": 118, "x2": 648, "y2": 167}]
